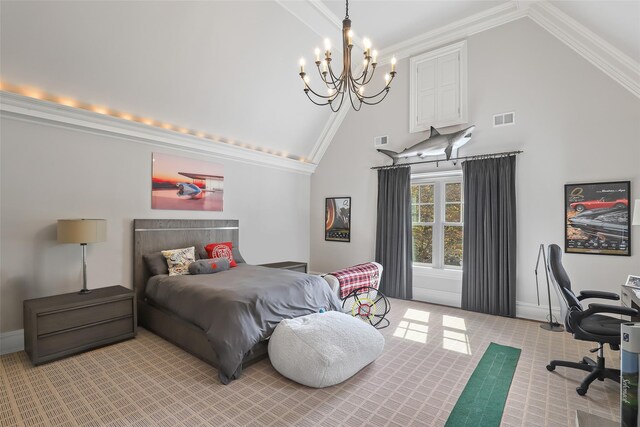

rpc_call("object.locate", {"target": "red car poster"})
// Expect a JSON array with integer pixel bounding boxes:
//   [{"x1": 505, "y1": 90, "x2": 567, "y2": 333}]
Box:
[{"x1": 565, "y1": 181, "x2": 631, "y2": 256}]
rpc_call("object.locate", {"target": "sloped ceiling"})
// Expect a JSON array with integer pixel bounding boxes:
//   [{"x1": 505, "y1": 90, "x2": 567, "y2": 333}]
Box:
[{"x1": 1, "y1": 1, "x2": 638, "y2": 163}]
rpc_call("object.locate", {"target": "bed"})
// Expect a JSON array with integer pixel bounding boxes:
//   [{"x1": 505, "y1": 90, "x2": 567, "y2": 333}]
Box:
[{"x1": 133, "y1": 219, "x2": 341, "y2": 384}]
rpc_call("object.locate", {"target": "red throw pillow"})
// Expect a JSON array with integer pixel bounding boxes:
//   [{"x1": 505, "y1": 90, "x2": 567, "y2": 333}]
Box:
[{"x1": 204, "y1": 242, "x2": 237, "y2": 267}]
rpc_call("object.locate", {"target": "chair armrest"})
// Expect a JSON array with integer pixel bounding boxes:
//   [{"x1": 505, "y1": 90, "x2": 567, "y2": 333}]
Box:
[
  {"x1": 583, "y1": 303, "x2": 638, "y2": 317},
  {"x1": 577, "y1": 290, "x2": 620, "y2": 301},
  {"x1": 568, "y1": 304, "x2": 638, "y2": 345}
]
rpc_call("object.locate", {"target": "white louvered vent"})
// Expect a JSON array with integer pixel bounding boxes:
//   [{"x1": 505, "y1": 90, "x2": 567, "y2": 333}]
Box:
[
  {"x1": 374, "y1": 135, "x2": 389, "y2": 147},
  {"x1": 493, "y1": 112, "x2": 516, "y2": 127}
]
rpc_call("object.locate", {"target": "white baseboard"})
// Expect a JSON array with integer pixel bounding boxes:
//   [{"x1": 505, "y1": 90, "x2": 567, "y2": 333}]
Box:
[
  {"x1": 516, "y1": 301, "x2": 562, "y2": 323},
  {"x1": 413, "y1": 288, "x2": 462, "y2": 308},
  {"x1": 0, "y1": 330, "x2": 24, "y2": 355},
  {"x1": 412, "y1": 288, "x2": 561, "y2": 323}
]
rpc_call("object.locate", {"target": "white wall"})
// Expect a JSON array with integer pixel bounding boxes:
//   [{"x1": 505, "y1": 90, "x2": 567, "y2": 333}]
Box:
[
  {"x1": 310, "y1": 18, "x2": 640, "y2": 319},
  {"x1": 0, "y1": 117, "x2": 311, "y2": 333}
]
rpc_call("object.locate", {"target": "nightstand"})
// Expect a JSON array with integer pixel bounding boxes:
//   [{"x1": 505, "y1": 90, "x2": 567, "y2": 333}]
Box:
[
  {"x1": 259, "y1": 261, "x2": 308, "y2": 273},
  {"x1": 24, "y1": 285, "x2": 136, "y2": 365}
]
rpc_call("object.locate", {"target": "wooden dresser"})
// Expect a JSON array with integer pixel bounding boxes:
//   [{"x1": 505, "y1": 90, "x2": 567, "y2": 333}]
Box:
[
  {"x1": 258, "y1": 261, "x2": 308, "y2": 273},
  {"x1": 24, "y1": 285, "x2": 136, "y2": 365}
]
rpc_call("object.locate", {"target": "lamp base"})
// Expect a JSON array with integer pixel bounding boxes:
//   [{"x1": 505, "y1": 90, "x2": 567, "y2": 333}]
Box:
[
  {"x1": 540, "y1": 322, "x2": 564, "y2": 332},
  {"x1": 78, "y1": 288, "x2": 92, "y2": 295}
]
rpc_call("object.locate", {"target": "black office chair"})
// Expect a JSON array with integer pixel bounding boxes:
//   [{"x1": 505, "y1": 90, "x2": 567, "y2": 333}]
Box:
[{"x1": 545, "y1": 244, "x2": 638, "y2": 396}]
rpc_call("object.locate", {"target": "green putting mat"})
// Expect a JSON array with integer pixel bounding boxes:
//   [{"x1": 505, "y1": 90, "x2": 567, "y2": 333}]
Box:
[{"x1": 445, "y1": 342, "x2": 521, "y2": 427}]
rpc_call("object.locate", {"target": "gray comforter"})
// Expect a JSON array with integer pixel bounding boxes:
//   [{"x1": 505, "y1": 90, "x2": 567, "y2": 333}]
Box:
[{"x1": 146, "y1": 264, "x2": 341, "y2": 384}]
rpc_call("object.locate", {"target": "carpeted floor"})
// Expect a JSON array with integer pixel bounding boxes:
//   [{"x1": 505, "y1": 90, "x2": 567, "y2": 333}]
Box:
[{"x1": 1, "y1": 298, "x2": 619, "y2": 426}]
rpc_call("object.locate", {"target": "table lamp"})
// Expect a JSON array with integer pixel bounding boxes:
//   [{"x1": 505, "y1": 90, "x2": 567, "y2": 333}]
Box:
[
  {"x1": 57, "y1": 219, "x2": 107, "y2": 294},
  {"x1": 633, "y1": 199, "x2": 640, "y2": 226}
]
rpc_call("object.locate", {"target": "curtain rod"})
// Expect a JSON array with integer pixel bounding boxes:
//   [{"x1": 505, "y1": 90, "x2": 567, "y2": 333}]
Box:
[{"x1": 370, "y1": 150, "x2": 524, "y2": 170}]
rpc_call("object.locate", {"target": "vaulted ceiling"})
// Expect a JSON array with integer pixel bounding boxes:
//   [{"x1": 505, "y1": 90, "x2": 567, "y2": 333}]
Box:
[{"x1": 1, "y1": 1, "x2": 638, "y2": 166}]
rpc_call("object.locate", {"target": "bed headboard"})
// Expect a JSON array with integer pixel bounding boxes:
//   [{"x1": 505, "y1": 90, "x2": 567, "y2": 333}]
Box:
[{"x1": 133, "y1": 219, "x2": 239, "y2": 303}]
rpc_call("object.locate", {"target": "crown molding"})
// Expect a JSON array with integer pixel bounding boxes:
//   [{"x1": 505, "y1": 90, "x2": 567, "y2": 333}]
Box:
[
  {"x1": 309, "y1": 102, "x2": 350, "y2": 163},
  {"x1": 378, "y1": 2, "x2": 527, "y2": 62},
  {"x1": 527, "y1": 1, "x2": 640, "y2": 98},
  {"x1": 275, "y1": 0, "x2": 341, "y2": 50},
  {"x1": 0, "y1": 91, "x2": 317, "y2": 175}
]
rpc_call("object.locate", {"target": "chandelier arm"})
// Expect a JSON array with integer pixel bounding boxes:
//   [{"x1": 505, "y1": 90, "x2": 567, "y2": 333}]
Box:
[
  {"x1": 360, "y1": 89, "x2": 391, "y2": 105},
  {"x1": 316, "y1": 63, "x2": 340, "y2": 89},
  {"x1": 352, "y1": 58, "x2": 372, "y2": 83},
  {"x1": 320, "y1": 67, "x2": 343, "y2": 91},
  {"x1": 304, "y1": 84, "x2": 336, "y2": 100},
  {"x1": 361, "y1": 65, "x2": 379, "y2": 86},
  {"x1": 326, "y1": 61, "x2": 344, "y2": 84},
  {"x1": 329, "y1": 93, "x2": 344, "y2": 113},
  {"x1": 358, "y1": 73, "x2": 396, "y2": 99},
  {"x1": 331, "y1": 90, "x2": 346, "y2": 112},
  {"x1": 304, "y1": 91, "x2": 332, "y2": 106},
  {"x1": 347, "y1": 78, "x2": 363, "y2": 111},
  {"x1": 359, "y1": 81, "x2": 394, "y2": 100}
]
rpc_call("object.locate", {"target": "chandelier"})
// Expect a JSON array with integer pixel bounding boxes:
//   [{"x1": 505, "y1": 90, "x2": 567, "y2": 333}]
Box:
[{"x1": 298, "y1": 0, "x2": 397, "y2": 112}]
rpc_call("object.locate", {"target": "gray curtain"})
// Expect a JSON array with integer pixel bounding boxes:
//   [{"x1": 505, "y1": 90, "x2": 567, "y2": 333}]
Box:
[
  {"x1": 375, "y1": 166, "x2": 413, "y2": 300},
  {"x1": 461, "y1": 156, "x2": 517, "y2": 317}
]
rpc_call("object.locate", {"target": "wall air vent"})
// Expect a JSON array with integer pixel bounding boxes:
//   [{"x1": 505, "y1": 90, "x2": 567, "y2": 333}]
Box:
[
  {"x1": 374, "y1": 135, "x2": 389, "y2": 147},
  {"x1": 493, "y1": 112, "x2": 516, "y2": 127}
]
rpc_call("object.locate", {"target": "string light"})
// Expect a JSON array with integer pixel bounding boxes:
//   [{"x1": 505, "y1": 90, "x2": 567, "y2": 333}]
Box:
[{"x1": 0, "y1": 80, "x2": 307, "y2": 162}]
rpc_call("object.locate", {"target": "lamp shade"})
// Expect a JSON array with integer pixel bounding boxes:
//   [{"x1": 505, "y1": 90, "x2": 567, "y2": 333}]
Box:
[
  {"x1": 633, "y1": 199, "x2": 640, "y2": 226},
  {"x1": 57, "y1": 219, "x2": 107, "y2": 244}
]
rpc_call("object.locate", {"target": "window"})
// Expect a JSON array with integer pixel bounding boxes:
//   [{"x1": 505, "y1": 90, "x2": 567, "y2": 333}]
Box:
[{"x1": 411, "y1": 173, "x2": 463, "y2": 269}]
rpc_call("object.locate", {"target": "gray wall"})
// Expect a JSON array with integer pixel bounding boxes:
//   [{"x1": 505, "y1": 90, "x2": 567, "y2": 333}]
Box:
[
  {"x1": 0, "y1": 118, "x2": 311, "y2": 333},
  {"x1": 310, "y1": 18, "x2": 640, "y2": 318}
]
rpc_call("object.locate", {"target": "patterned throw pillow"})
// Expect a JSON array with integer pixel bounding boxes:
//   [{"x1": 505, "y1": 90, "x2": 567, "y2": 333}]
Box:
[
  {"x1": 204, "y1": 241, "x2": 237, "y2": 267},
  {"x1": 161, "y1": 247, "x2": 196, "y2": 276}
]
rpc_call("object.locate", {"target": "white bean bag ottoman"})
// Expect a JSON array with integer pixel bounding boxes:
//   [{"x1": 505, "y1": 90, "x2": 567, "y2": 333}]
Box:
[{"x1": 268, "y1": 311, "x2": 385, "y2": 388}]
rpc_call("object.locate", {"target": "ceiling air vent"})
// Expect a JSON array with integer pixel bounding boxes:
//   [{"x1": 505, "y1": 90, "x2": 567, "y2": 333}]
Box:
[
  {"x1": 374, "y1": 135, "x2": 389, "y2": 147},
  {"x1": 493, "y1": 112, "x2": 516, "y2": 127}
]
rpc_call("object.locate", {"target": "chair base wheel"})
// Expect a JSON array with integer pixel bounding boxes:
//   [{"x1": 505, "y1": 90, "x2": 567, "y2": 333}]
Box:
[
  {"x1": 576, "y1": 387, "x2": 588, "y2": 396},
  {"x1": 546, "y1": 364, "x2": 555, "y2": 372}
]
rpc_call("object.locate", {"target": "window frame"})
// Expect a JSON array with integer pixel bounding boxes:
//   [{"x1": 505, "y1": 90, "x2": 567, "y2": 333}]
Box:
[{"x1": 411, "y1": 171, "x2": 463, "y2": 270}]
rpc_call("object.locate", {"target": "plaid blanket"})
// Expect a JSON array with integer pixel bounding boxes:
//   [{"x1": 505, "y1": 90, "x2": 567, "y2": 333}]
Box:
[{"x1": 329, "y1": 263, "x2": 380, "y2": 299}]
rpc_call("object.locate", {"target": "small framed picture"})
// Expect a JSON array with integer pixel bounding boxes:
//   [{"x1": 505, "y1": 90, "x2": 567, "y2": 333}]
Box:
[
  {"x1": 625, "y1": 275, "x2": 640, "y2": 289},
  {"x1": 325, "y1": 197, "x2": 351, "y2": 242}
]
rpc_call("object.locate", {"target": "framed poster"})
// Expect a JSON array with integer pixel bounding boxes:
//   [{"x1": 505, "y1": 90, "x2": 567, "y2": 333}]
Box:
[
  {"x1": 152, "y1": 152, "x2": 224, "y2": 211},
  {"x1": 564, "y1": 181, "x2": 630, "y2": 256},
  {"x1": 325, "y1": 197, "x2": 351, "y2": 242}
]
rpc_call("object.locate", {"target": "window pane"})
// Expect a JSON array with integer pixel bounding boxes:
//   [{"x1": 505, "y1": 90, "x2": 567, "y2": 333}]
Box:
[
  {"x1": 419, "y1": 204, "x2": 434, "y2": 223},
  {"x1": 412, "y1": 225, "x2": 433, "y2": 264},
  {"x1": 445, "y1": 203, "x2": 461, "y2": 222},
  {"x1": 412, "y1": 204, "x2": 419, "y2": 222},
  {"x1": 419, "y1": 184, "x2": 434, "y2": 203},
  {"x1": 445, "y1": 182, "x2": 462, "y2": 202},
  {"x1": 411, "y1": 185, "x2": 419, "y2": 204},
  {"x1": 444, "y1": 226, "x2": 463, "y2": 267}
]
